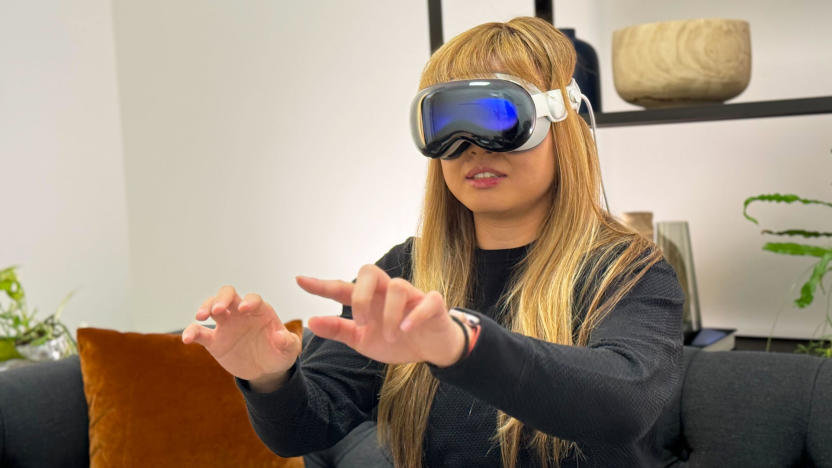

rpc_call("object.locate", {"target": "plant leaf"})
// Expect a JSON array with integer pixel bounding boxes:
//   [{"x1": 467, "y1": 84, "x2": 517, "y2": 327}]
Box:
[
  {"x1": 762, "y1": 242, "x2": 832, "y2": 258},
  {"x1": 0, "y1": 265, "x2": 22, "y2": 283},
  {"x1": 53, "y1": 289, "x2": 78, "y2": 323},
  {"x1": 761, "y1": 229, "x2": 832, "y2": 238},
  {"x1": 743, "y1": 193, "x2": 832, "y2": 224},
  {"x1": 795, "y1": 252, "x2": 832, "y2": 308},
  {"x1": 0, "y1": 266, "x2": 25, "y2": 302},
  {"x1": 57, "y1": 321, "x2": 78, "y2": 353}
]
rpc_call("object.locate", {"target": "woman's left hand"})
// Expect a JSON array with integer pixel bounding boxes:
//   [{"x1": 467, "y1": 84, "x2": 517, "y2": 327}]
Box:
[{"x1": 296, "y1": 265, "x2": 465, "y2": 367}]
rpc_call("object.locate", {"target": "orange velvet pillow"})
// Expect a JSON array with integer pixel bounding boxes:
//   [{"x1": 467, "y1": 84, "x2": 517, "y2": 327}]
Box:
[{"x1": 77, "y1": 322, "x2": 305, "y2": 468}]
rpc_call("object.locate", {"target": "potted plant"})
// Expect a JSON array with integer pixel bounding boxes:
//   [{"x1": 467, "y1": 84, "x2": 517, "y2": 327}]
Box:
[
  {"x1": 0, "y1": 265, "x2": 77, "y2": 363},
  {"x1": 743, "y1": 185, "x2": 832, "y2": 357}
]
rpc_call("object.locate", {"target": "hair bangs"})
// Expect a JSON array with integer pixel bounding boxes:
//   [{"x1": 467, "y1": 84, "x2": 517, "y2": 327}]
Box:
[{"x1": 418, "y1": 23, "x2": 547, "y2": 92}]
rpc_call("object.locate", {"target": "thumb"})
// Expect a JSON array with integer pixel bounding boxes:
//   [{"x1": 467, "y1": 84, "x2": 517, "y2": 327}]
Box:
[
  {"x1": 273, "y1": 326, "x2": 299, "y2": 350},
  {"x1": 182, "y1": 323, "x2": 215, "y2": 348}
]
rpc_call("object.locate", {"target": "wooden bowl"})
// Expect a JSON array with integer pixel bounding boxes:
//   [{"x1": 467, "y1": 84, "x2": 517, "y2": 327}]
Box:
[{"x1": 612, "y1": 18, "x2": 751, "y2": 108}]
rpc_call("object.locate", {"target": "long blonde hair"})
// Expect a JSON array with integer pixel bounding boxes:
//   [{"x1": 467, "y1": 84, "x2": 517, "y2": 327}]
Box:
[{"x1": 377, "y1": 17, "x2": 662, "y2": 468}]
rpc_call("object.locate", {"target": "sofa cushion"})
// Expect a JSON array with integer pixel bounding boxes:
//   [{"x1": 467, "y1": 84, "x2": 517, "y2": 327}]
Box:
[
  {"x1": 0, "y1": 356, "x2": 90, "y2": 468},
  {"x1": 656, "y1": 346, "x2": 700, "y2": 464},
  {"x1": 678, "y1": 349, "x2": 826, "y2": 467},
  {"x1": 807, "y1": 358, "x2": 832, "y2": 466},
  {"x1": 77, "y1": 326, "x2": 304, "y2": 468}
]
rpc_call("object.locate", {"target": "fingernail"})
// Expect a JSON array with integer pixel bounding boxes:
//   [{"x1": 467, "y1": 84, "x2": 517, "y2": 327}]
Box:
[
  {"x1": 239, "y1": 301, "x2": 248, "y2": 310},
  {"x1": 212, "y1": 303, "x2": 223, "y2": 313},
  {"x1": 400, "y1": 319, "x2": 412, "y2": 332},
  {"x1": 197, "y1": 307, "x2": 206, "y2": 315}
]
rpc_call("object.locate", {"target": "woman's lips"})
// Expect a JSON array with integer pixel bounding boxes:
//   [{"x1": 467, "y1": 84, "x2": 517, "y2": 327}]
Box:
[
  {"x1": 466, "y1": 174, "x2": 506, "y2": 188},
  {"x1": 465, "y1": 167, "x2": 506, "y2": 178}
]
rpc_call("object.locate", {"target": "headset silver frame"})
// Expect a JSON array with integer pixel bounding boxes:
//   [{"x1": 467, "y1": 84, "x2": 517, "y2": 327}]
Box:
[{"x1": 411, "y1": 73, "x2": 584, "y2": 156}]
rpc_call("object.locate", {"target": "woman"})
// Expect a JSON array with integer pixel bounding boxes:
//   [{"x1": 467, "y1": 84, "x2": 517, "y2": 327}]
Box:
[{"x1": 182, "y1": 17, "x2": 684, "y2": 468}]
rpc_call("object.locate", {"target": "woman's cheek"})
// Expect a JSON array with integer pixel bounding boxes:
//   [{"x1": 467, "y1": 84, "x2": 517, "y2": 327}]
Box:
[{"x1": 440, "y1": 164, "x2": 463, "y2": 196}]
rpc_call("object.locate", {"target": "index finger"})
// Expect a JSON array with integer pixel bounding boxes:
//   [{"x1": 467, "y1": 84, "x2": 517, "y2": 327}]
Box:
[
  {"x1": 212, "y1": 285, "x2": 241, "y2": 311},
  {"x1": 196, "y1": 285, "x2": 241, "y2": 322},
  {"x1": 351, "y1": 264, "x2": 390, "y2": 326},
  {"x1": 296, "y1": 276, "x2": 354, "y2": 306}
]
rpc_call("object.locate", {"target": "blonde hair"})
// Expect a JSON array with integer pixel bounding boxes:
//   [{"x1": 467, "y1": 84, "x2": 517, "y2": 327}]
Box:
[{"x1": 377, "y1": 17, "x2": 662, "y2": 468}]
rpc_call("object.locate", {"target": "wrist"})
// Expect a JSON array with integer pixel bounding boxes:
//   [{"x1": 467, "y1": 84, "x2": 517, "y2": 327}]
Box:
[
  {"x1": 248, "y1": 369, "x2": 290, "y2": 393},
  {"x1": 432, "y1": 317, "x2": 468, "y2": 368}
]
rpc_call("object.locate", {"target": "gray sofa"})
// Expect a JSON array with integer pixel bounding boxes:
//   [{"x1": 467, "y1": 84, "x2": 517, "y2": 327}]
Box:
[{"x1": 2, "y1": 332, "x2": 831, "y2": 467}]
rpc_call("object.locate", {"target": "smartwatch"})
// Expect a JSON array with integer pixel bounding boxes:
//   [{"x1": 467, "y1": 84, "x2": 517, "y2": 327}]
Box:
[{"x1": 449, "y1": 308, "x2": 482, "y2": 359}]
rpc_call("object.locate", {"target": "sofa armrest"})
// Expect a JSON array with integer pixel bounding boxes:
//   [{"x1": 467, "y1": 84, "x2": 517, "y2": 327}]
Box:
[{"x1": 0, "y1": 356, "x2": 89, "y2": 468}]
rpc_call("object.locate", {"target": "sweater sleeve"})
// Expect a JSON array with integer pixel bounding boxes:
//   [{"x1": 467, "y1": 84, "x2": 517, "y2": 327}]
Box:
[
  {"x1": 234, "y1": 238, "x2": 414, "y2": 457},
  {"x1": 429, "y1": 258, "x2": 685, "y2": 445}
]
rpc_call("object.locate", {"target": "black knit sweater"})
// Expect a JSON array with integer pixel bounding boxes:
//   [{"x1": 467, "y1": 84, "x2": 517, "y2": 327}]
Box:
[{"x1": 236, "y1": 237, "x2": 684, "y2": 467}]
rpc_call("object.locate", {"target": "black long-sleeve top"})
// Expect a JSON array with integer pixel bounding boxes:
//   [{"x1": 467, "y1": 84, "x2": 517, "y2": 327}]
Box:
[{"x1": 235, "y1": 237, "x2": 684, "y2": 467}]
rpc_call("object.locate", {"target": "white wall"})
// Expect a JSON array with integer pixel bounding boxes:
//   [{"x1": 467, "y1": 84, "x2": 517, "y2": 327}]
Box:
[
  {"x1": 442, "y1": 0, "x2": 533, "y2": 33},
  {"x1": 111, "y1": 1, "x2": 431, "y2": 332},
  {"x1": 0, "y1": 0, "x2": 131, "y2": 334}
]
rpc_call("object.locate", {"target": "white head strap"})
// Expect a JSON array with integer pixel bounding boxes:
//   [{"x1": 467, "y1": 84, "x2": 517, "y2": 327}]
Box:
[{"x1": 533, "y1": 79, "x2": 583, "y2": 122}]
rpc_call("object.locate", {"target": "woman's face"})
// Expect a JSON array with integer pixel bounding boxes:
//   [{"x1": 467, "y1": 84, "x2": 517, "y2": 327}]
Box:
[{"x1": 440, "y1": 129, "x2": 556, "y2": 220}]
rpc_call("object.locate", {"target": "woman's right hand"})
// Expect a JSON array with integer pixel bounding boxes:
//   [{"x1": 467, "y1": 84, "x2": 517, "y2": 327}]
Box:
[{"x1": 182, "y1": 285, "x2": 301, "y2": 386}]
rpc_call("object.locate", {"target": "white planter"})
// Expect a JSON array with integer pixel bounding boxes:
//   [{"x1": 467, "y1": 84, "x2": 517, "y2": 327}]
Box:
[{"x1": 15, "y1": 333, "x2": 73, "y2": 361}]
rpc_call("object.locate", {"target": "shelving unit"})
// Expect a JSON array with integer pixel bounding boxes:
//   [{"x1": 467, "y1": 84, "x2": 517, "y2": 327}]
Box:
[
  {"x1": 425, "y1": 1, "x2": 832, "y2": 128},
  {"x1": 582, "y1": 96, "x2": 832, "y2": 128}
]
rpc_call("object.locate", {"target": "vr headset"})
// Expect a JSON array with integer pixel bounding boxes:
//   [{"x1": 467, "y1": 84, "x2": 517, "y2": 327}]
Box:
[{"x1": 410, "y1": 73, "x2": 586, "y2": 160}]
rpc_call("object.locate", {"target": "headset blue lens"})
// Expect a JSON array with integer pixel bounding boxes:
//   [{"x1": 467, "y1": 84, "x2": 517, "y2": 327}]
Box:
[{"x1": 425, "y1": 97, "x2": 519, "y2": 137}]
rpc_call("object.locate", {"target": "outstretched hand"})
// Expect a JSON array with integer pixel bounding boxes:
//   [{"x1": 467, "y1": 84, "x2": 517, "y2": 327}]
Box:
[
  {"x1": 297, "y1": 265, "x2": 465, "y2": 367},
  {"x1": 181, "y1": 286, "x2": 301, "y2": 382}
]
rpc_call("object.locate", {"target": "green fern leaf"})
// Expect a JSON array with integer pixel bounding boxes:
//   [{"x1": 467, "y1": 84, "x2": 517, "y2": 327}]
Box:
[
  {"x1": 743, "y1": 193, "x2": 832, "y2": 224},
  {"x1": 796, "y1": 252, "x2": 832, "y2": 308},
  {"x1": 762, "y1": 243, "x2": 832, "y2": 258},
  {"x1": 761, "y1": 229, "x2": 832, "y2": 238}
]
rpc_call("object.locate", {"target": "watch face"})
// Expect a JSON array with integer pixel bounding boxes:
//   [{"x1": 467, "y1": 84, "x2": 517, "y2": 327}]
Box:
[{"x1": 449, "y1": 308, "x2": 481, "y2": 328}]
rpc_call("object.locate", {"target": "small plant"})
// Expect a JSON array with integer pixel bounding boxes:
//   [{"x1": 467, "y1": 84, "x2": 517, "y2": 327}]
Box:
[
  {"x1": 743, "y1": 167, "x2": 832, "y2": 357},
  {"x1": 0, "y1": 265, "x2": 77, "y2": 360},
  {"x1": 0, "y1": 266, "x2": 34, "y2": 338},
  {"x1": 795, "y1": 339, "x2": 832, "y2": 358}
]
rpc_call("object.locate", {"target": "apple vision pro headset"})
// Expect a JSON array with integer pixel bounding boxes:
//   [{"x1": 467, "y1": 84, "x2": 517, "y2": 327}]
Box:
[{"x1": 409, "y1": 73, "x2": 609, "y2": 212}]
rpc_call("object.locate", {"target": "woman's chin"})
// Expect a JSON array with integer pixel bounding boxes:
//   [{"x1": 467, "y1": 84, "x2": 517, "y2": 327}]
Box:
[{"x1": 467, "y1": 204, "x2": 515, "y2": 218}]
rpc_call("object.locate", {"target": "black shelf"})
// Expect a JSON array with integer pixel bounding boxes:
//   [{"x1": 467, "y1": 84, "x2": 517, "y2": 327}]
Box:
[
  {"x1": 734, "y1": 335, "x2": 812, "y2": 353},
  {"x1": 582, "y1": 96, "x2": 832, "y2": 128}
]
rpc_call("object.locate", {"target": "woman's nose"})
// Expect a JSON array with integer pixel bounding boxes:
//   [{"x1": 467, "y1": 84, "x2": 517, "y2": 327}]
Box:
[{"x1": 467, "y1": 145, "x2": 493, "y2": 157}]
